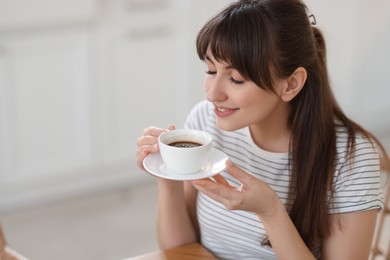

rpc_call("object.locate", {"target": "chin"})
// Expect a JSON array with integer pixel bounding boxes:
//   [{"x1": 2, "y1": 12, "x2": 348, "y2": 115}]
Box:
[{"x1": 216, "y1": 120, "x2": 243, "y2": 132}]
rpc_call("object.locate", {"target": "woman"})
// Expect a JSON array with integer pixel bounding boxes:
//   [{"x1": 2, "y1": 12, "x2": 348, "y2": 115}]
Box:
[{"x1": 136, "y1": 0, "x2": 389, "y2": 259}]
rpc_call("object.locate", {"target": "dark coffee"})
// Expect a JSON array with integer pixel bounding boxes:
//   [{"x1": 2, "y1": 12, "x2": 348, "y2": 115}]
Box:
[{"x1": 168, "y1": 141, "x2": 202, "y2": 148}]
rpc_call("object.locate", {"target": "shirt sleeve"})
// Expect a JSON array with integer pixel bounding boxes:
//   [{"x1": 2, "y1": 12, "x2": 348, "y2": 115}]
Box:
[{"x1": 329, "y1": 135, "x2": 384, "y2": 214}]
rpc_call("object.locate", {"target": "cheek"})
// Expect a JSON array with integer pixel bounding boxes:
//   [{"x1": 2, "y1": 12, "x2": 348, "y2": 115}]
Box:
[{"x1": 203, "y1": 77, "x2": 211, "y2": 93}]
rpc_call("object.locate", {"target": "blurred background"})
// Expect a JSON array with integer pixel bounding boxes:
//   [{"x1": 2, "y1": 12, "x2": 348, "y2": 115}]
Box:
[{"x1": 0, "y1": 0, "x2": 389, "y2": 259}]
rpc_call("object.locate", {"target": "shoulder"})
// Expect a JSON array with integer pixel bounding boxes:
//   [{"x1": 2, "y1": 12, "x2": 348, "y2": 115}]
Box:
[
  {"x1": 330, "y1": 124, "x2": 383, "y2": 213},
  {"x1": 184, "y1": 100, "x2": 215, "y2": 130},
  {"x1": 334, "y1": 124, "x2": 379, "y2": 167},
  {"x1": 189, "y1": 100, "x2": 214, "y2": 117}
]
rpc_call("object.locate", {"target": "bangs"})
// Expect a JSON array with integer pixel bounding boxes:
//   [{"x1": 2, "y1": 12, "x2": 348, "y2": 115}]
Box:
[
  {"x1": 196, "y1": 13, "x2": 235, "y2": 66},
  {"x1": 196, "y1": 2, "x2": 276, "y2": 91}
]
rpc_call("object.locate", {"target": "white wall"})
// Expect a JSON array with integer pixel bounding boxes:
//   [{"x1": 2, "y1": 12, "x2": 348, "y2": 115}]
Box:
[{"x1": 307, "y1": 0, "x2": 390, "y2": 139}]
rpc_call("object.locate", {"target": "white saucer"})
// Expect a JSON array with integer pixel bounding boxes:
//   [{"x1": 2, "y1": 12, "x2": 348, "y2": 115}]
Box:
[{"x1": 143, "y1": 148, "x2": 228, "y2": 180}]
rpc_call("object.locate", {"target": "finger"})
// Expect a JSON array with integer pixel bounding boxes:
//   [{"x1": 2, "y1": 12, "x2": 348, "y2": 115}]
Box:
[
  {"x1": 193, "y1": 180, "x2": 245, "y2": 210},
  {"x1": 136, "y1": 150, "x2": 148, "y2": 170},
  {"x1": 212, "y1": 174, "x2": 230, "y2": 187},
  {"x1": 136, "y1": 135, "x2": 159, "y2": 147},
  {"x1": 225, "y1": 160, "x2": 254, "y2": 188},
  {"x1": 193, "y1": 178, "x2": 240, "y2": 201},
  {"x1": 136, "y1": 144, "x2": 159, "y2": 167},
  {"x1": 212, "y1": 172, "x2": 242, "y2": 191},
  {"x1": 136, "y1": 146, "x2": 159, "y2": 171},
  {"x1": 192, "y1": 180, "x2": 230, "y2": 205},
  {"x1": 142, "y1": 126, "x2": 166, "y2": 137},
  {"x1": 138, "y1": 125, "x2": 175, "y2": 147},
  {"x1": 136, "y1": 143, "x2": 159, "y2": 157}
]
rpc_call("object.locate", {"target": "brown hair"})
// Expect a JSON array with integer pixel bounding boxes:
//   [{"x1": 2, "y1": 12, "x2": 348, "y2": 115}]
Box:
[{"x1": 196, "y1": 0, "x2": 389, "y2": 249}]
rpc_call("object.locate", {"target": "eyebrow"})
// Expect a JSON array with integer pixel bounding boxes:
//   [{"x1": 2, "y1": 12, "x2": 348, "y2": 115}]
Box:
[{"x1": 205, "y1": 54, "x2": 233, "y2": 69}]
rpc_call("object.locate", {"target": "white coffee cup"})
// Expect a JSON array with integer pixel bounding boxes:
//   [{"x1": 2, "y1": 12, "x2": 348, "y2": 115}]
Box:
[{"x1": 158, "y1": 129, "x2": 213, "y2": 174}]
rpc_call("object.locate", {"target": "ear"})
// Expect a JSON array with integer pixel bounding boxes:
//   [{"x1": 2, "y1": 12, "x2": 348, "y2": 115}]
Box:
[{"x1": 280, "y1": 67, "x2": 307, "y2": 102}]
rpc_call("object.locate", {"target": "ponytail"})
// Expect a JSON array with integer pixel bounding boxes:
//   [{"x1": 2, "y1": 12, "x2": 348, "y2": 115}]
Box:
[
  {"x1": 312, "y1": 27, "x2": 390, "y2": 175},
  {"x1": 312, "y1": 27, "x2": 327, "y2": 80}
]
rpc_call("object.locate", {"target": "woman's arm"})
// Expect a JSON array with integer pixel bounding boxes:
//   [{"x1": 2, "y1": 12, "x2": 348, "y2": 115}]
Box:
[
  {"x1": 259, "y1": 202, "x2": 315, "y2": 260},
  {"x1": 184, "y1": 181, "x2": 200, "y2": 241},
  {"x1": 259, "y1": 191, "x2": 378, "y2": 260},
  {"x1": 136, "y1": 125, "x2": 199, "y2": 249},
  {"x1": 321, "y1": 210, "x2": 378, "y2": 260},
  {"x1": 156, "y1": 179, "x2": 198, "y2": 249}
]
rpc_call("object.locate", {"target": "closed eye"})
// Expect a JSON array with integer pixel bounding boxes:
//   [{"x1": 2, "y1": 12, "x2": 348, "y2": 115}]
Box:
[
  {"x1": 229, "y1": 77, "x2": 244, "y2": 85},
  {"x1": 205, "y1": 70, "x2": 216, "y2": 75}
]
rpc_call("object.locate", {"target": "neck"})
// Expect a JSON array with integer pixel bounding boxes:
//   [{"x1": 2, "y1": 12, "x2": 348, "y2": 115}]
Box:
[{"x1": 249, "y1": 104, "x2": 291, "y2": 153}]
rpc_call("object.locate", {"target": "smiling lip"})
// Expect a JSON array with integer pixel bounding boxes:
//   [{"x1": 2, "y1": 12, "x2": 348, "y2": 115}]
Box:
[{"x1": 214, "y1": 106, "x2": 239, "y2": 117}]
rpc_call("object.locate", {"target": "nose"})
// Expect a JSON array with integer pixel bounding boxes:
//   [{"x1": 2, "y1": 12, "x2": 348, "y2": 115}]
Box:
[{"x1": 205, "y1": 76, "x2": 226, "y2": 102}]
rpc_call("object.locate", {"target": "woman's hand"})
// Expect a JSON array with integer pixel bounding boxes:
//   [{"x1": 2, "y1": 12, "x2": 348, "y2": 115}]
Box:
[
  {"x1": 191, "y1": 160, "x2": 281, "y2": 217},
  {"x1": 193, "y1": 160, "x2": 317, "y2": 259},
  {"x1": 136, "y1": 125, "x2": 175, "y2": 171}
]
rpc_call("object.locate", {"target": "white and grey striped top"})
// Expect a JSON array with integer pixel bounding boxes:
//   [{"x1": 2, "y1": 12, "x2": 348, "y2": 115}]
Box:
[{"x1": 184, "y1": 100, "x2": 384, "y2": 260}]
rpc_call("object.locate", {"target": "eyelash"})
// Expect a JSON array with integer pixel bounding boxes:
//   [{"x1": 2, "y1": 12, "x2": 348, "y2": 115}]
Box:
[
  {"x1": 229, "y1": 77, "x2": 244, "y2": 85},
  {"x1": 205, "y1": 70, "x2": 244, "y2": 85}
]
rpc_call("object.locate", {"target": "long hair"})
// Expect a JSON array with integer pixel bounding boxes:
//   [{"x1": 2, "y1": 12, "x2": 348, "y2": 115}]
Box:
[{"x1": 196, "y1": 0, "x2": 389, "y2": 249}]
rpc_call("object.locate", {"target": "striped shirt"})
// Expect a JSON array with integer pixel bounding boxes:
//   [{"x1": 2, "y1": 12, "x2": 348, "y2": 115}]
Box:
[{"x1": 184, "y1": 100, "x2": 384, "y2": 259}]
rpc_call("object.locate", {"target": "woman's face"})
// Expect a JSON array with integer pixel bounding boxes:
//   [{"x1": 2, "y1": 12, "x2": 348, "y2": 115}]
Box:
[{"x1": 203, "y1": 49, "x2": 289, "y2": 132}]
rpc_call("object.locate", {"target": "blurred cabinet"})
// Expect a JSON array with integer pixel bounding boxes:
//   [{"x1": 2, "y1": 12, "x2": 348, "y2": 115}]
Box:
[
  {"x1": 0, "y1": 0, "x2": 98, "y2": 31},
  {"x1": 97, "y1": 0, "x2": 193, "y2": 165},
  {"x1": 0, "y1": 26, "x2": 93, "y2": 186},
  {"x1": 0, "y1": 0, "x2": 215, "y2": 212}
]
